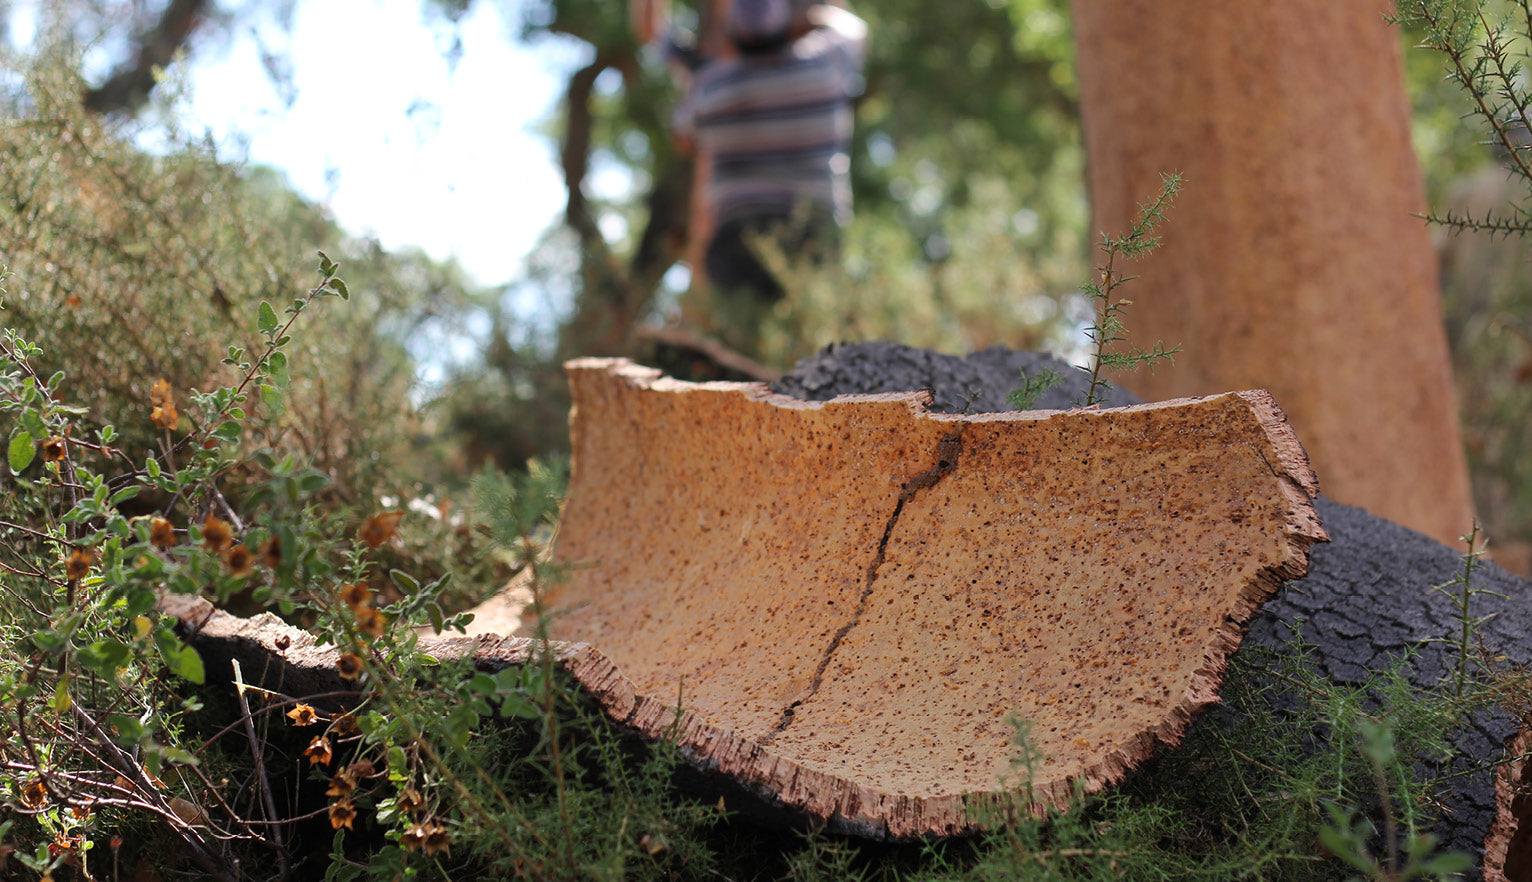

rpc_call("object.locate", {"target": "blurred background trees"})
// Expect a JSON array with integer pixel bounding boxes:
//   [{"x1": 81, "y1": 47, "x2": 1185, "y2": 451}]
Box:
[{"x1": 2, "y1": 0, "x2": 1529, "y2": 568}]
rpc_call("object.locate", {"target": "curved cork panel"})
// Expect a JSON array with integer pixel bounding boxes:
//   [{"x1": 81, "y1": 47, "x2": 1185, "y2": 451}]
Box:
[
  {"x1": 532, "y1": 358, "x2": 1327, "y2": 838},
  {"x1": 1485, "y1": 729, "x2": 1532, "y2": 882}
]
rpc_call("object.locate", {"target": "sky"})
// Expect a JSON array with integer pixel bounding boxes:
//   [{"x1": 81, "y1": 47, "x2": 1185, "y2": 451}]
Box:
[{"x1": 169, "y1": 0, "x2": 588, "y2": 288}]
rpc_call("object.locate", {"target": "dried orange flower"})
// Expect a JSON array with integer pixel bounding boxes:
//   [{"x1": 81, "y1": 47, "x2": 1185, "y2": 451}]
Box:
[
  {"x1": 325, "y1": 770, "x2": 357, "y2": 798},
  {"x1": 48, "y1": 831, "x2": 83, "y2": 857},
  {"x1": 396, "y1": 785, "x2": 426, "y2": 817},
  {"x1": 339, "y1": 582, "x2": 371, "y2": 609},
  {"x1": 305, "y1": 735, "x2": 334, "y2": 767},
  {"x1": 70, "y1": 802, "x2": 92, "y2": 820},
  {"x1": 257, "y1": 536, "x2": 282, "y2": 569},
  {"x1": 286, "y1": 704, "x2": 320, "y2": 727},
  {"x1": 336, "y1": 653, "x2": 364, "y2": 681},
  {"x1": 328, "y1": 798, "x2": 356, "y2": 830},
  {"x1": 20, "y1": 779, "x2": 48, "y2": 809},
  {"x1": 201, "y1": 515, "x2": 232, "y2": 553},
  {"x1": 420, "y1": 822, "x2": 451, "y2": 857},
  {"x1": 402, "y1": 820, "x2": 450, "y2": 856},
  {"x1": 149, "y1": 377, "x2": 173, "y2": 407},
  {"x1": 64, "y1": 548, "x2": 95, "y2": 582},
  {"x1": 148, "y1": 378, "x2": 178, "y2": 430},
  {"x1": 150, "y1": 402, "x2": 178, "y2": 431},
  {"x1": 148, "y1": 516, "x2": 176, "y2": 549},
  {"x1": 40, "y1": 435, "x2": 67, "y2": 463},
  {"x1": 354, "y1": 605, "x2": 385, "y2": 640},
  {"x1": 346, "y1": 758, "x2": 375, "y2": 779},
  {"x1": 330, "y1": 712, "x2": 361, "y2": 737},
  {"x1": 224, "y1": 544, "x2": 254, "y2": 577},
  {"x1": 358, "y1": 511, "x2": 403, "y2": 549}
]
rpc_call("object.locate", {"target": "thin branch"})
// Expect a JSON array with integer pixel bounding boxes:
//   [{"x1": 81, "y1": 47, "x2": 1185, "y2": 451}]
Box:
[
  {"x1": 232, "y1": 660, "x2": 290, "y2": 877},
  {"x1": 83, "y1": 0, "x2": 212, "y2": 115}
]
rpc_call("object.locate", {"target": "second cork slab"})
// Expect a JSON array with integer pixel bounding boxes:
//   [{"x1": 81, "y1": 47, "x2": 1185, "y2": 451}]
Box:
[{"x1": 532, "y1": 358, "x2": 1328, "y2": 839}]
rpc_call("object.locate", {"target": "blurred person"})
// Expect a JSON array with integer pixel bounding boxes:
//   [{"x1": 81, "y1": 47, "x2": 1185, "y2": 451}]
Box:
[{"x1": 632, "y1": 0, "x2": 868, "y2": 304}]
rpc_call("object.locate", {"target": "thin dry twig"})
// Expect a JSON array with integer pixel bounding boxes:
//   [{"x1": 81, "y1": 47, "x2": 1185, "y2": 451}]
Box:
[{"x1": 232, "y1": 659, "x2": 290, "y2": 878}]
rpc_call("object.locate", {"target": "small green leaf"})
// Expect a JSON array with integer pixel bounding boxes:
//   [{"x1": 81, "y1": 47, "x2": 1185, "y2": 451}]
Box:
[
  {"x1": 21, "y1": 410, "x2": 46, "y2": 438},
  {"x1": 153, "y1": 627, "x2": 180, "y2": 664},
  {"x1": 389, "y1": 569, "x2": 420, "y2": 593},
  {"x1": 159, "y1": 745, "x2": 201, "y2": 766},
  {"x1": 54, "y1": 673, "x2": 72, "y2": 715},
  {"x1": 267, "y1": 350, "x2": 289, "y2": 385},
  {"x1": 257, "y1": 300, "x2": 278, "y2": 334},
  {"x1": 124, "y1": 587, "x2": 158, "y2": 617},
  {"x1": 317, "y1": 250, "x2": 337, "y2": 275},
  {"x1": 80, "y1": 639, "x2": 132, "y2": 676},
  {"x1": 146, "y1": 455, "x2": 160, "y2": 478},
  {"x1": 328, "y1": 278, "x2": 349, "y2": 300},
  {"x1": 501, "y1": 692, "x2": 542, "y2": 720},
  {"x1": 296, "y1": 472, "x2": 331, "y2": 494},
  {"x1": 30, "y1": 630, "x2": 67, "y2": 654},
  {"x1": 173, "y1": 646, "x2": 205, "y2": 685},
  {"x1": 109, "y1": 486, "x2": 142, "y2": 506},
  {"x1": 110, "y1": 714, "x2": 146, "y2": 743},
  {"x1": 8, "y1": 430, "x2": 35, "y2": 474}
]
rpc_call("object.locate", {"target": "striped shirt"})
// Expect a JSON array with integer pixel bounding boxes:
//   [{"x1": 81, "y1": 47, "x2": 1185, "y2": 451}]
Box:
[{"x1": 673, "y1": 22, "x2": 865, "y2": 228}]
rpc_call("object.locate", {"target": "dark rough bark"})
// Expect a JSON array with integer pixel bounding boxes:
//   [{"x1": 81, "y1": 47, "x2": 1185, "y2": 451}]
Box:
[{"x1": 771, "y1": 340, "x2": 1140, "y2": 413}]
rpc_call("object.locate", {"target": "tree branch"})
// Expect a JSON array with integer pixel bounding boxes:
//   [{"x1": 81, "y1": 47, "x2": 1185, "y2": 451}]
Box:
[{"x1": 83, "y1": 0, "x2": 211, "y2": 115}]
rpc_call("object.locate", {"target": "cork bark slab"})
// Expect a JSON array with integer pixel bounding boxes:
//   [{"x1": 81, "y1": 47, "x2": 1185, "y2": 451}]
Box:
[{"x1": 527, "y1": 357, "x2": 1327, "y2": 837}]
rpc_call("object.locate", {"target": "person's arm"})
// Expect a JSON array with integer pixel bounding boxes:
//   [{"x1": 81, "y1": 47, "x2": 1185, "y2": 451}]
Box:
[
  {"x1": 804, "y1": 4, "x2": 867, "y2": 46},
  {"x1": 629, "y1": 0, "x2": 667, "y2": 46}
]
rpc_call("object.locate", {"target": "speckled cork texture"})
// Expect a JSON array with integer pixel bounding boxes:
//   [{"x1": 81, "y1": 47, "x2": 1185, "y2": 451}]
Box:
[{"x1": 529, "y1": 357, "x2": 1328, "y2": 837}]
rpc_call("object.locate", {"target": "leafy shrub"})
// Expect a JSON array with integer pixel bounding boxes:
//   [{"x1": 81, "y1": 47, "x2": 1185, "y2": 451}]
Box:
[{"x1": 0, "y1": 48, "x2": 486, "y2": 506}]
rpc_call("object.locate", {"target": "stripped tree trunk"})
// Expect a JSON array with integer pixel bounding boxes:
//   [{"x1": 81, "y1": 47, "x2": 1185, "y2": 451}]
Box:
[{"x1": 1068, "y1": 0, "x2": 1475, "y2": 547}]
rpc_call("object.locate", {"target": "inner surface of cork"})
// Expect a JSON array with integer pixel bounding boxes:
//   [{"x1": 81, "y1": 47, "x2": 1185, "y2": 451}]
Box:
[{"x1": 541, "y1": 358, "x2": 1325, "y2": 812}]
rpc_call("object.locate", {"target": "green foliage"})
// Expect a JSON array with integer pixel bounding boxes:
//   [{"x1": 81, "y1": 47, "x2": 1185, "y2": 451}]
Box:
[
  {"x1": 1395, "y1": 0, "x2": 1532, "y2": 237},
  {"x1": 1078, "y1": 173, "x2": 1184, "y2": 407},
  {"x1": 0, "y1": 255, "x2": 363, "y2": 879},
  {"x1": 1006, "y1": 368, "x2": 1063, "y2": 411},
  {"x1": 743, "y1": 185, "x2": 1085, "y2": 366},
  {"x1": 1392, "y1": 0, "x2": 1532, "y2": 566},
  {"x1": 0, "y1": 46, "x2": 491, "y2": 501},
  {"x1": 0, "y1": 253, "x2": 713, "y2": 879},
  {"x1": 1431, "y1": 522, "x2": 1499, "y2": 698},
  {"x1": 1318, "y1": 720, "x2": 1473, "y2": 882}
]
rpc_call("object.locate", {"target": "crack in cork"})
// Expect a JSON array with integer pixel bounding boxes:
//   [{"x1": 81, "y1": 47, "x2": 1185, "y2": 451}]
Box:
[{"x1": 763, "y1": 427, "x2": 966, "y2": 741}]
